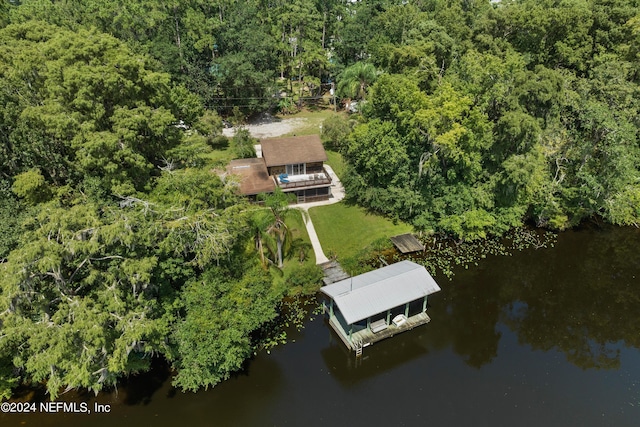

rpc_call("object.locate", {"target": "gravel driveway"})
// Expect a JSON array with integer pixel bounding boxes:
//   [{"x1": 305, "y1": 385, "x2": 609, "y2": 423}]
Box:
[{"x1": 222, "y1": 114, "x2": 308, "y2": 139}]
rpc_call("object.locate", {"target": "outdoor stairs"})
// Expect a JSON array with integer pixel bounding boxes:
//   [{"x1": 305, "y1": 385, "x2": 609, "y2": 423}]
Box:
[{"x1": 354, "y1": 338, "x2": 363, "y2": 357}]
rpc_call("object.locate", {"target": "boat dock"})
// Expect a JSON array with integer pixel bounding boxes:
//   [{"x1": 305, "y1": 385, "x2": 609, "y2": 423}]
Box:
[
  {"x1": 320, "y1": 260, "x2": 441, "y2": 356},
  {"x1": 325, "y1": 309, "x2": 431, "y2": 352}
]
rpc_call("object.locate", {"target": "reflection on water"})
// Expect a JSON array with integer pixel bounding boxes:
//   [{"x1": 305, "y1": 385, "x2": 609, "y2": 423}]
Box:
[
  {"x1": 2, "y1": 225, "x2": 639, "y2": 426},
  {"x1": 497, "y1": 225, "x2": 640, "y2": 370},
  {"x1": 320, "y1": 322, "x2": 430, "y2": 385}
]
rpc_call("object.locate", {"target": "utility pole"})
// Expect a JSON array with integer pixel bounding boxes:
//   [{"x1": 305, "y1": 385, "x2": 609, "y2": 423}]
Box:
[{"x1": 331, "y1": 81, "x2": 336, "y2": 112}]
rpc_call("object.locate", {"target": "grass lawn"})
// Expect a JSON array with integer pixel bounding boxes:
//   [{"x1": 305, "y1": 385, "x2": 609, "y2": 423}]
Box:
[
  {"x1": 276, "y1": 109, "x2": 342, "y2": 137},
  {"x1": 325, "y1": 150, "x2": 346, "y2": 179},
  {"x1": 308, "y1": 203, "x2": 412, "y2": 262},
  {"x1": 284, "y1": 208, "x2": 315, "y2": 266}
]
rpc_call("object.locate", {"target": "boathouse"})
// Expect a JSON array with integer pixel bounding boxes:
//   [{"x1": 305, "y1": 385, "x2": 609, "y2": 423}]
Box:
[{"x1": 321, "y1": 260, "x2": 441, "y2": 355}]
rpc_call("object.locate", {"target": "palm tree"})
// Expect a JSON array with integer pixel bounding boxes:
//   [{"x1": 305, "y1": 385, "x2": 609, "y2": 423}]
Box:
[
  {"x1": 337, "y1": 62, "x2": 377, "y2": 101},
  {"x1": 259, "y1": 188, "x2": 295, "y2": 268},
  {"x1": 250, "y1": 212, "x2": 273, "y2": 268}
]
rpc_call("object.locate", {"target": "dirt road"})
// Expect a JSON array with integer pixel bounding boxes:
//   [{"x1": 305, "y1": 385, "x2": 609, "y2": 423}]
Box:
[{"x1": 222, "y1": 114, "x2": 308, "y2": 139}]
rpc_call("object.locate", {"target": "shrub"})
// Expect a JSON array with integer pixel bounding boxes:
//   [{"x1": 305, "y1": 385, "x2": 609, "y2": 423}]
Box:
[
  {"x1": 286, "y1": 264, "x2": 324, "y2": 296},
  {"x1": 322, "y1": 114, "x2": 352, "y2": 151},
  {"x1": 231, "y1": 128, "x2": 257, "y2": 158}
]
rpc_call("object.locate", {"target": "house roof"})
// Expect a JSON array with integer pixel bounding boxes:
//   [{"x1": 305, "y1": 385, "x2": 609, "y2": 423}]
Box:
[
  {"x1": 320, "y1": 260, "x2": 441, "y2": 325},
  {"x1": 227, "y1": 158, "x2": 276, "y2": 195},
  {"x1": 260, "y1": 135, "x2": 328, "y2": 167}
]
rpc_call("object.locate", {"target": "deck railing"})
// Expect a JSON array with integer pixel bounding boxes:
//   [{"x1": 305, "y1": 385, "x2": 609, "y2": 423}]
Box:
[{"x1": 276, "y1": 167, "x2": 332, "y2": 189}]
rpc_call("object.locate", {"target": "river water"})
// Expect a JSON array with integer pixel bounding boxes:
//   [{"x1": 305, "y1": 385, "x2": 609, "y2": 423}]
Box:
[{"x1": 2, "y1": 225, "x2": 639, "y2": 426}]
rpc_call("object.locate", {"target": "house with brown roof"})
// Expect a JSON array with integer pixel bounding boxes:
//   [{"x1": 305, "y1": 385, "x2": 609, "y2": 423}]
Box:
[
  {"x1": 227, "y1": 134, "x2": 332, "y2": 203},
  {"x1": 227, "y1": 158, "x2": 276, "y2": 198}
]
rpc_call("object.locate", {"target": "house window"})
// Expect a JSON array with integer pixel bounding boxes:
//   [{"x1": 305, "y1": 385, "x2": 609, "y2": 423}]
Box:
[{"x1": 286, "y1": 163, "x2": 306, "y2": 175}]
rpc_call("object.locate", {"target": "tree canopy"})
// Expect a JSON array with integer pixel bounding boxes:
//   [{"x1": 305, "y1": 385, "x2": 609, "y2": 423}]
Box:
[
  {"x1": 0, "y1": 21, "x2": 201, "y2": 196},
  {"x1": 1, "y1": 0, "x2": 640, "y2": 400},
  {"x1": 0, "y1": 18, "x2": 288, "y2": 399},
  {"x1": 337, "y1": 0, "x2": 640, "y2": 239}
]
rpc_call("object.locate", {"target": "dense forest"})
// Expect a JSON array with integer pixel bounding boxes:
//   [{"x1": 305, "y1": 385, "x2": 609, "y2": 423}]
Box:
[
  {"x1": 1, "y1": 0, "x2": 639, "y2": 399},
  {"x1": 340, "y1": 1, "x2": 640, "y2": 239}
]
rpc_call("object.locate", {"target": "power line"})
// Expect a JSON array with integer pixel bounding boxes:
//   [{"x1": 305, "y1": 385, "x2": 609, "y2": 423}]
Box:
[
  {"x1": 208, "y1": 95, "x2": 330, "y2": 100},
  {"x1": 207, "y1": 82, "x2": 334, "y2": 91}
]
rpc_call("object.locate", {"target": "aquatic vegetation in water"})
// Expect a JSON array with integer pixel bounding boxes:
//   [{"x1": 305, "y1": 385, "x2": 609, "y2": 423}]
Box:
[
  {"x1": 260, "y1": 228, "x2": 556, "y2": 353},
  {"x1": 256, "y1": 295, "x2": 318, "y2": 352},
  {"x1": 359, "y1": 228, "x2": 557, "y2": 279}
]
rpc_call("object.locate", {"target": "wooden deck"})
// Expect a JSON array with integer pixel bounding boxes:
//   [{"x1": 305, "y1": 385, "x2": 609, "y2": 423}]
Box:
[
  {"x1": 277, "y1": 167, "x2": 332, "y2": 190},
  {"x1": 325, "y1": 309, "x2": 432, "y2": 352},
  {"x1": 320, "y1": 260, "x2": 350, "y2": 285},
  {"x1": 390, "y1": 234, "x2": 424, "y2": 253}
]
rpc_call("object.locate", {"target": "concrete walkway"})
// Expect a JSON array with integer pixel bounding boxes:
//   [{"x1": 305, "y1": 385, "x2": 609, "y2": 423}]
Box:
[
  {"x1": 293, "y1": 165, "x2": 345, "y2": 265},
  {"x1": 299, "y1": 210, "x2": 329, "y2": 264}
]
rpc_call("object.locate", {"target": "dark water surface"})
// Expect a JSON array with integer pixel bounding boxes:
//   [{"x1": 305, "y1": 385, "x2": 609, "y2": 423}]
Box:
[{"x1": 3, "y1": 225, "x2": 640, "y2": 426}]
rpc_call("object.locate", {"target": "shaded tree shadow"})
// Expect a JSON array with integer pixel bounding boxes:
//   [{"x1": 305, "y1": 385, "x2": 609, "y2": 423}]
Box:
[{"x1": 117, "y1": 357, "x2": 173, "y2": 406}]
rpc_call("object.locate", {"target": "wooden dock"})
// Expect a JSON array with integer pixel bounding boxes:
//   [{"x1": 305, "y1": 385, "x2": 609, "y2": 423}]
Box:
[
  {"x1": 325, "y1": 309, "x2": 431, "y2": 352},
  {"x1": 390, "y1": 233, "x2": 424, "y2": 253}
]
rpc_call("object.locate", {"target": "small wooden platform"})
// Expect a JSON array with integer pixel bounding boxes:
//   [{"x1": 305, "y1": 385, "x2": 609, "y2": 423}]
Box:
[{"x1": 390, "y1": 234, "x2": 424, "y2": 253}]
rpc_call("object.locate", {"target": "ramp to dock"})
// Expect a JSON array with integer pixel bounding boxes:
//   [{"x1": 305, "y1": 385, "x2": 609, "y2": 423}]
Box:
[{"x1": 320, "y1": 260, "x2": 349, "y2": 285}]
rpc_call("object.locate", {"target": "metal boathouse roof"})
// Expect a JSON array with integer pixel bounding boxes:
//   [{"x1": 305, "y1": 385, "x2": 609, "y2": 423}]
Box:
[{"x1": 320, "y1": 260, "x2": 441, "y2": 325}]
